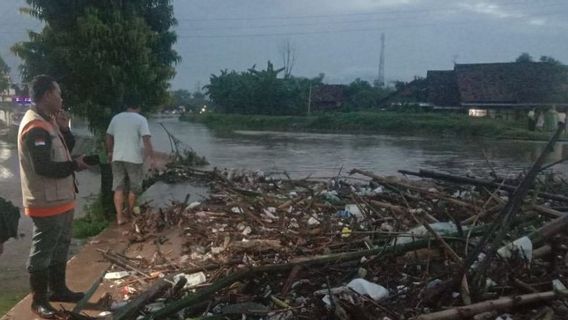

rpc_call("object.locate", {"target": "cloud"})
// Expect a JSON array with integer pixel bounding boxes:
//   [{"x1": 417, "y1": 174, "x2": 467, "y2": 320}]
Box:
[
  {"x1": 324, "y1": 0, "x2": 421, "y2": 12},
  {"x1": 529, "y1": 18, "x2": 547, "y2": 26},
  {"x1": 457, "y1": 2, "x2": 524, "y2": 19}
]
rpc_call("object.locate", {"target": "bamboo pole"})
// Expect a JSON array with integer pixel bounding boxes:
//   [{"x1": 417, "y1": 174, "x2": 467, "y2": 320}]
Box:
[
  {"x1": 143, "y1": 226, "x2": 489, "y2": 319},
  {"x1": 415, "y1": 291, "x2": 557, "y2": 320}
]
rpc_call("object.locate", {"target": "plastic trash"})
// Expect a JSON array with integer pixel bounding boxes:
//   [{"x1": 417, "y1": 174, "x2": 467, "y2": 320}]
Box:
[
  {"x1": 174, "y1": 272, "x2": 207, "y2": 288},
  {"x1": 263, "y1": 208, "x2": 279, "y2": 220},
  {"x1": 231, "y1": 207, "x2": 244, "y2": 214},
  {"x1": 322, "y1": 191, "x2": 341, "y2": 204},
  {"x1": 186, "y1": 202, "x2": 201, "y2": 210},
  {"x1": 345, "y1": 204, "x2": 364, "y2": 220},
  {"x1": 341, "y1": 227, "x2": 352, "y2": 238},
  {"x1": 336, "y1": 210, "x2": 352, "y2": 218},
  {"x1": 307, "y1": 217, "x2": 320, "y2": 226},
  {"x1": 485, "y1": 278, "x2": 497, "y2": 290},
  {"x1": 553, "y1": 279, "x2": 567, "y2": 291},
  {"x1": 380, "y1": 222, "x2": 394, "y2": 232},
  {"x1": 104, "y1": 271, "x2": 130, "y2": 280},
  {"x1": 316, "y1": 278, "x2": 389, "y2": 306},
  {"x1": 394, "y1": 222, "x2": 459, "y2": 245},
  {"x1": 497, "y1": 236, "x2": 533, "y2": 262},
  {"x1": 288, "y1": 218, "x2": 300, "y2": 229},
  {"x1": 347, "y1": 278, "x2": 389, "y2": 301},
  {"x1": 242, "y1": 226, "x2": 252, "y2": 236}
]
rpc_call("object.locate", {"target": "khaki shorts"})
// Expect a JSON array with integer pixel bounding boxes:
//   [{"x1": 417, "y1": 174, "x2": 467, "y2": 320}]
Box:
[{"x1": 112, "y1": 161, "x2": 144, "y2": 193}]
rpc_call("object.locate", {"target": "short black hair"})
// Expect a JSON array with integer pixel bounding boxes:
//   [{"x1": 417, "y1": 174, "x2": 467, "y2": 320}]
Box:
[
  {"x1": 30, "y1": 75, "x2": 57, "y2": 103},
  {"x1": 124, "y1": 93, "x2": 142, "y2": 109}
]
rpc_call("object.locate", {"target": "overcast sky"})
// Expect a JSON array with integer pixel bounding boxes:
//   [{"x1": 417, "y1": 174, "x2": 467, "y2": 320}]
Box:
[{"x1": 1, "y1": 0, "x2": 568, "y2": 91}]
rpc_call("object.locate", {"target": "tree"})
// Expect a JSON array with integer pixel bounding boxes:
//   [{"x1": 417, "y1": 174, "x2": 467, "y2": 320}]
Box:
[
  {"x1": 12, "y1": 0, "x2": 179, "y2": 134},
  {"x1": 170, "y1": 89, "x2": 193, "y2": 107},
  {"x1": 167, "y1": 89, "x2": 208, "y2": 113},
  {"x1": 192, "y1": 91, "x2": 205, "y2": 100},
  {"x1": 344, "y1": 78, "x2": 394, "y2": 110},
  {"x1": 516, "y1": 52, "x2": 534, "y2": 63},
  {"x1": 540, "y1": 55, "x2": 562, "y2": 65},
  {"x1": 279, "y1": 40, "x2": 296, "y2": 78},
  {"x1": 0, "y1": 54, "x2": 9, "y2": 93},
  {"x1": 206, "y1": 61, "x2": 322, "y2": 115},
  {"x1": 12, "y1": 0, "x2": 179, "y2": 219}
]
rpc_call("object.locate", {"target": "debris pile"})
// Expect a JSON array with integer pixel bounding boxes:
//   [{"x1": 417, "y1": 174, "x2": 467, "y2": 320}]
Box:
[
  {"x1": 85, "y1": 159, "x2": 568, "y2": 320},
  {"x1": 53, "y1": 122, "x2": 568, "y2": 320}
]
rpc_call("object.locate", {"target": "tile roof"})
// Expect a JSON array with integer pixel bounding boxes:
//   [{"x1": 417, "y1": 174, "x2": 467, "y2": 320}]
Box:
[
  {"x1": 426, "y1": 70, "x2": 460, "y2": 106},
  {"x1": 454, "y1": 62, "x2": 568, "y2": 104}
]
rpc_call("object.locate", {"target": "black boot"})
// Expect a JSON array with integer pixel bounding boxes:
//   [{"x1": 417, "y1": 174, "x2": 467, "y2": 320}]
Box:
[
  {"x1": 30, "y1": 271, "x2": 57, "y2": 319},
  {"x1": 48, "y1": 263, "x2": 85, "y2": 303}
]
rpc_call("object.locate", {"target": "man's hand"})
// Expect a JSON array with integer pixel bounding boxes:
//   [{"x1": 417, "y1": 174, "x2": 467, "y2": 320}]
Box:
[
  {"x1": 74, "y1": 155, "x2": 90, "y2": 171},
  {"x1": 56, "y1": 110, "x2": 70, "y2": 131}
]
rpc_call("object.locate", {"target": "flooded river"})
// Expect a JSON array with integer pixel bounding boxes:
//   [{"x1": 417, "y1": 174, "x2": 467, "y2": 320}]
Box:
[
  {"x1": 149, "y1": 118, "x2": 568, "y2": 178},
  {"x1": 1, "y1": 118, "x2": 568, "y2": 309}
]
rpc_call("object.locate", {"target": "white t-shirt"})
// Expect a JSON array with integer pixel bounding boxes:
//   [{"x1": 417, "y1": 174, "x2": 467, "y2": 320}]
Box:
[{"x1": 106, "y1": 112, "x2": 151, "y2": 164}]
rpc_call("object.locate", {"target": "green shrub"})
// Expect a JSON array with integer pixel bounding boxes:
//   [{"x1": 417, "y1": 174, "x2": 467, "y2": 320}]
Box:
[
  {"x1": 73, "y1": 194, "x2": 109, "y2": 239},
  {"x1": 182, "y1": 111, "x2": 553, "y2": 141},
  {"x1": 73, "y1": 217, "x2": 108, "y2": 239}
]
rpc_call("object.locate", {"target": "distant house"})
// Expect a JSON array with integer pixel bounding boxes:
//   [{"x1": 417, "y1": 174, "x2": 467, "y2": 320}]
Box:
[
  {"x1": 311, "y1": 84, "x2": 346, "y2": 111},
  {"x1": 426, "y1": 70, "x2": 460, "y2": 107},
  {"x1": 390, "y1": 62, "x2": 568, "y2": 117}
]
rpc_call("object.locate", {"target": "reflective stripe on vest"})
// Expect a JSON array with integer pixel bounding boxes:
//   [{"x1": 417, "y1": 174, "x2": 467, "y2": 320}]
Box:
[
  {"x1": 25, "y1": 201, "x2": 75, "y2": 217},
  {"x1": 19, "y1": 119, "x2": 54, "y2": 145}
]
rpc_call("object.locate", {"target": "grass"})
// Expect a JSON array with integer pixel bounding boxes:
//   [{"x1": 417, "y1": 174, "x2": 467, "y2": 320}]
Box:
[
  {"x1": 73, "y1": 194, "x2": 110, "y2": 239},
  {"x1": 0, "y1": 291, "x2": 27, "y2": 316},
  {"x1": 181, "y1": 111, "x2": 552, "y2": 140},
  {"x1": 73, "y1": 217, "x2": 109, "y2": 239}
]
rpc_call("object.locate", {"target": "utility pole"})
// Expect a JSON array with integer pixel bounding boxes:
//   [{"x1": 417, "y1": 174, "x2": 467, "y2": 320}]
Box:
[
  {"x1": 307, "y1": 84, "x2": 312, "y2": 116},
  {"x1": 378, "y1": 33, "x2": 385, "y2": 87}
]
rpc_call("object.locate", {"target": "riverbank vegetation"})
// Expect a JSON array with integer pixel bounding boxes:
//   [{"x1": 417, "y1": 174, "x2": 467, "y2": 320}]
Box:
[
  {"x1": 73, "y1": 194, "x2": 109, "y2": 239},
  {"x1": 181, "y1": 111, "x2": 552, "y2": 140},
  {"x1": 201, "y1": 61, "x2": 393, "y2": 115},
  {"x1": 176, "y1": 58, "x2": 559, "y2": 141}
]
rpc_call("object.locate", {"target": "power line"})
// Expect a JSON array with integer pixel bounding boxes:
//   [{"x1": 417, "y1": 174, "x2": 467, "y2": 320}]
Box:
[
  {"x1": 173, "y1": 10, "x2": 568, "y2": 40},
  {"x1": 172, "y1": 2, "x2": 568, "y2": 35},
  {"x1": 175, "y1": 0, "x2": 568, "y2": 22}
]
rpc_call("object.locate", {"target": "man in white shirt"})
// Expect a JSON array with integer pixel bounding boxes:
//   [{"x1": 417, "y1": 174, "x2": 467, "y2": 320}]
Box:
[{"x1": 106, "y1": 103, "x2": 154, "y2": 225}]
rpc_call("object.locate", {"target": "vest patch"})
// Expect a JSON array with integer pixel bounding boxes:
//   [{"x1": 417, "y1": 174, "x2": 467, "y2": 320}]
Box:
[{"x1": 34, "y1": 138, "x2": 46, "y2": 146}]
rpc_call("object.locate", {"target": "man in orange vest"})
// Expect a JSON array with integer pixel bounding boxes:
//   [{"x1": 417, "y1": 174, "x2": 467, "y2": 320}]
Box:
[{"x1": 17, "y1": 75, "x2": 90, "y2": 318}]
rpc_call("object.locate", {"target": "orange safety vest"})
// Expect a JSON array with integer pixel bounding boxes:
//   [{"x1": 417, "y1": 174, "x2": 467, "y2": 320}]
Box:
[{"x1": 17, "y1": 108, "x2": 76, "y2": 217}]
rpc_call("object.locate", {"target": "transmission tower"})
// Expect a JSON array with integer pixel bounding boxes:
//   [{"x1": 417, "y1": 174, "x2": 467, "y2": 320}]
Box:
[{"x1": 378, "y1": 33, "x2": 385, "y2": 87}]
